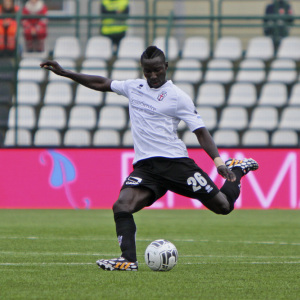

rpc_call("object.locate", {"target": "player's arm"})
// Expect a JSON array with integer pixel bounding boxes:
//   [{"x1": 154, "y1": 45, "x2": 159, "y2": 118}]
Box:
[
  {"x1": 193, "y1": 127, "x2": 236, "y2": 182},
  {"x1": 40, "y1": 60, "x2": 112, "y2": 92}
]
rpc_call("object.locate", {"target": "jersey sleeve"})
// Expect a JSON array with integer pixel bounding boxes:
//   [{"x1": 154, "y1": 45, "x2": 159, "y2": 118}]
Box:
[
  {"x1": 111, "y1": 80, "x2": 131, "y2": 98},
  {"x1": 176, "y1": 89, "x2": 205, "y2": 132}
]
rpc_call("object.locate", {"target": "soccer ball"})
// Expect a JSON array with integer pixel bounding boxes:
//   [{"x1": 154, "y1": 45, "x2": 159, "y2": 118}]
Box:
[{"x1": 144, "y1": 239, "x2": 178, "y2": 271}]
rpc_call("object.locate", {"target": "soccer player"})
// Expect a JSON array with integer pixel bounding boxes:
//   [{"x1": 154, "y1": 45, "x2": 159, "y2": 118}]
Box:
[{"x1": 40, "y1": 46, "x2": 259, "y2": 271}]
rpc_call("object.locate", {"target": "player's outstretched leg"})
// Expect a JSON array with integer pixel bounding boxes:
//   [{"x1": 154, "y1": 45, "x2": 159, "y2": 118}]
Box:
[
  {"x1": 96, "y1": 257, "x2": 138, "y2": 271},
  {"x1": 217, "y1": 158, "x2": 259, "y2": 214}
]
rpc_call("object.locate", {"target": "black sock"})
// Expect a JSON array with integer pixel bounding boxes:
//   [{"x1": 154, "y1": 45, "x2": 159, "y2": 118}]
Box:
[
  {"x1": 114, "y1": 211, "x2": 137, "y2": 262},
  {"x1": 220, "y1": 168, "x2": 244, "y2": 211}
]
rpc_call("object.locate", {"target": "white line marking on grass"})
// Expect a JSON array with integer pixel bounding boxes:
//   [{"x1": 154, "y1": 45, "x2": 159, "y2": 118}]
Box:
[
  {"x1": 1, "y1": 251, "x2": 300, "y2": 260},
  {"x1": 197, "y1": 239, "x2": 300, "y2": 246},
  {"x1": 0, "y1": 251, "x2": 120, "y2": 257},
  {"x1": 1, "y1": 261, "x2": 300, "y2": 267},
  {"x1": 0, "y1": 236, "x2": 195, "y2": 243},
  {"x1": 0, "y1": 236, "x2": 116, "y2": 241},
  {"x1": 181, "y1": 254, "x2": 300, "y2": 259},
  {"x1": 183, "y1": 261, "x2": 300, "y2": 265},
  {"x1": 0, "y1": 263, "x2": 94, "y2": 266},
  {"x1": 1, "y1": 236, "x2": 300, "y2": 246}
]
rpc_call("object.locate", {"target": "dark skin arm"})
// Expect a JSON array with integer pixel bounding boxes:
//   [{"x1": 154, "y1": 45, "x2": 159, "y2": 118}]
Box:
[
  {"x1": 40, "y1": 60, "x2": 112, "y2": 92},
  {"x1": 193, "y1": 127, "x2": 236, "y2": 182}
]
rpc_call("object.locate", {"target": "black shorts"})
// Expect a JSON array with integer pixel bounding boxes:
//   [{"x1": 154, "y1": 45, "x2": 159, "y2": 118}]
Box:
[{"x1": 121, "y1": 157, "x2": 219, "y2": 206}]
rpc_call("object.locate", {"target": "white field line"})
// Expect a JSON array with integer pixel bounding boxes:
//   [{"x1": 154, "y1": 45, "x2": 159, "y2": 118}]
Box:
[
  {"x1": 1, "y1": 251, "x2": 300, "y2": 260},
  {"x1": 1, "y1": 252, "x2": 300, "y2": 266},
  {"x1": 0, "y1": 263, "x2": 94, "y2": 266},
  {"x1": 183, "y1": 261, "x2": 300, "y2": 265},
  {"x1": 0, "y1": 251, "x2": 121, "y2": 256},
  {"x1": 0, "y1": 236, "x2": 300, "y2": 246},
  {"x1": 1, "y1": 261, "x2": 300, "y2": 266}
]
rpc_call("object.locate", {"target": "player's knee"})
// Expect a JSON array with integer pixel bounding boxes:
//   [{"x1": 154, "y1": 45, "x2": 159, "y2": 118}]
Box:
[
  {"x1": 112, "y1": 201, "x2": 119, "y2": 212},
  {"x1": 215, "y1": 202, "x2": 233, "y2": 215},
  {"x1": 220, "y1": 206, "x2": 233, "y2": 215},
  {"x1": 210, "y1": 192, "x2": 234, "y2": 215},
  {"x1": 113, "y1": 197, "x2": 131, "y2": 213},
  {"x1": 113, "y1": 191, "x2": 140, "y2": 213}
]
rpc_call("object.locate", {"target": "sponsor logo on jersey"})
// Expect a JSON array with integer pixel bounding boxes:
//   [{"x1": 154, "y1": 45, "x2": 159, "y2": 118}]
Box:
[
  {"x1": 157, "y1": 91, "x2": 167, "y2": 101},
  {"x1": 125, "y1": 176, "x2": 142, "y2": 185},
  {"x1": 131, "y1": 99, "x2": 156, "y2": 111},
  {"x1": 132, "y1": 85, "x2": 144, "y2": 96}
]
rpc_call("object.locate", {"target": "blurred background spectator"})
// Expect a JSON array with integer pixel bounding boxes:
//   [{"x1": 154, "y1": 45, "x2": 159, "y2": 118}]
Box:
[
  {"x1": 22, "y1": 0, "x2": 48, "y2": 52},
  {"x1": 264, "y1": 0, "x2": 294, "y2": 50},
  {"x1": 100, "y1": 0, "x2": 129, "y2": 54},
  {"x1": 0, "y1": 0, "x2": 19, "y2": 57}
]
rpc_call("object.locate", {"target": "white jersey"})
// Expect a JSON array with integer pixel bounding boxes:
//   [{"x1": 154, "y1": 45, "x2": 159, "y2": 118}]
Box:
[{"x1": 111, "y1": 79, "x2": 205, "y2": 164}]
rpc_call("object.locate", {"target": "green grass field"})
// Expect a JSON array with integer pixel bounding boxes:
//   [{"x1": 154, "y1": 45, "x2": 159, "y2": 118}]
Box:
[{"x1": 1, "y1": 209, "x2": 300, "y2": 300}]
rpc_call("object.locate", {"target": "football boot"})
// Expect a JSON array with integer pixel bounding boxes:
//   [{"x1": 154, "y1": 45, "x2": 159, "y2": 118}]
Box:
[
  {"x1": 225, "y1": 158, "x2": 259, "y2": 175},
  {"x1": 96, "y1": 257, "x2": 138, "y2": 271}
]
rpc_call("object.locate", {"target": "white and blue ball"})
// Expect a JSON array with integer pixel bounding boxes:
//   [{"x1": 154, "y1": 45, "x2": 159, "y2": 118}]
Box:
[{"x1": 144, "y1": 239, "x2": 178, "y2": 271}]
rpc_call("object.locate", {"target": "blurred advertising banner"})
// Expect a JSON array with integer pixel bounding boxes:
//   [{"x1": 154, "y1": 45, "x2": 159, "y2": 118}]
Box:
[{"x1": 0, "y1": 148, "x2": 299, "y2": 209}]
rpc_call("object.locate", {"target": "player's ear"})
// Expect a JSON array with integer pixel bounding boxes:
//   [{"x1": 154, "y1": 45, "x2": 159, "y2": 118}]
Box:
[{"x1": 165, "y1": 62, "x2": 169, "y2": 69}]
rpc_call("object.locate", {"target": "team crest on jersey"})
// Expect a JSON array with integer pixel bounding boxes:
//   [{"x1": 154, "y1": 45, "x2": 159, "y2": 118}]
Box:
[{"x1": 157, "y1": 91, "x2": 167, "y2": 101}]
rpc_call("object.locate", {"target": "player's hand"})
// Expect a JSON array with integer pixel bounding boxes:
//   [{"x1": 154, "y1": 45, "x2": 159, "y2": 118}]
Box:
[
  {"x1": 40, "y1": 60, "x2": 64, "y2": 76},
  {"x1": 217, "y1": 165, "x2": 236, "y2": 182}
]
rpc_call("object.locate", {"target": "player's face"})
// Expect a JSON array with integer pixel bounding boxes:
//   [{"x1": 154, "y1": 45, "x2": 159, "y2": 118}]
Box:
[{"x1": 142, "y1": 56, "x2": 168, "y2": 89}]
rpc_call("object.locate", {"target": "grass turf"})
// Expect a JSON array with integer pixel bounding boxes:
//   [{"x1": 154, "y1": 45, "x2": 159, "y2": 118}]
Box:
[{"x1": 0, "y1": 209, "x2": 299, "y2": 300}]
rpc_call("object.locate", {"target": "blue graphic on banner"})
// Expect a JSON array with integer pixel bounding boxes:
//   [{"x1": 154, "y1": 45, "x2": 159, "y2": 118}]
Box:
[
  {"x1": 40, "y1": 150, "x2": 91, "y2": 209},
  {"x1": 47, "y1": 150, "x2": 76, "y2": 187}
]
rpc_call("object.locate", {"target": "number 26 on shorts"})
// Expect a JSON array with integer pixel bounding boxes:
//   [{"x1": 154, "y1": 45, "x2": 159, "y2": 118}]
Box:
[{"x1": 187, "y1": 172, "x2": 209, "y2": 192}]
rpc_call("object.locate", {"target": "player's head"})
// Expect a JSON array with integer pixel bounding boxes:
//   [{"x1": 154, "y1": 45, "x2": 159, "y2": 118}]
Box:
[
  {"x1": 141, "y1": 46, "x2": 166, "y2": 64},
  {"x1": 140, "y1": 46, "x2": 168, "y2": 89}
]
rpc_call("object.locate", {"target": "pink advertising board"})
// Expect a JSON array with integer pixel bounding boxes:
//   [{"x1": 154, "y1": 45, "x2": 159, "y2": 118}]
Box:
[{"x1": 0, "y1": 148, "x2": 299, "y2": 209}]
